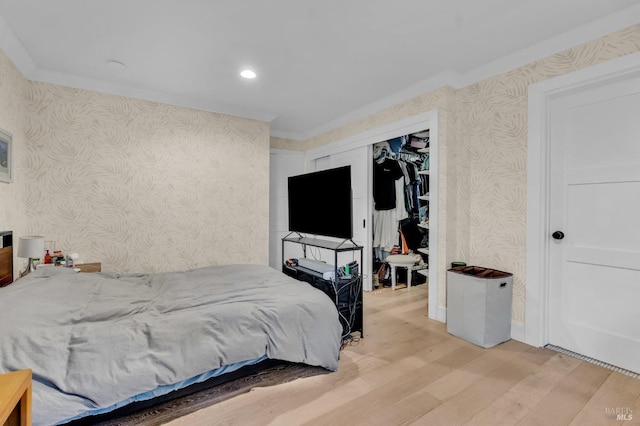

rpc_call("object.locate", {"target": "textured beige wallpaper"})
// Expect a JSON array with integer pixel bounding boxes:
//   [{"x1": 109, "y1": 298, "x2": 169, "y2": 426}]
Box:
[
  {"x1": 270, "y1": 136, "x2": 304, "y2": 151},
  {"x1": 3, "y1": 22, "x2": 638, "y2": 318},
  {"x1": 457, "y1": 24, "x2": 640, "y2": 322},
  {"x1": 276, "y1": 24, "x2": 640, "y2": 323},
  {"x1": 21, "y1": 83, "x2": 270, "y2": 273},
  {"x1": 0, "y1": 49, "x2": 270, "y2": 276},
  {"x1": 0, "y1": 50, "x2": 28, "y2": 279}
]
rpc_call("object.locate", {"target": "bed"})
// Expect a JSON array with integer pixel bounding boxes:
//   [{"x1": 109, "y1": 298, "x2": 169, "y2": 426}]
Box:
[{"x1": 0, "y1": 264, "x2": 343, "y2": 425}]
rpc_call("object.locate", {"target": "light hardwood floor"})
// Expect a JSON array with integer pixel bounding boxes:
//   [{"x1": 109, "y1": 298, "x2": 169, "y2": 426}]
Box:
[{"x1": 167, "y1": 283, "x2": 640, "y2": 426}]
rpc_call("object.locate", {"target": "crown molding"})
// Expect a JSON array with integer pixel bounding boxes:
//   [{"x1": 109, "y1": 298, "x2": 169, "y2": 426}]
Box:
[
  {"x1": 2, "y1": 4, "x2": 638, "y2": 140},
  {"x1": 273, "y1": 3, "x2": 640, "y2": 141},
  {"x1": 455, "y1": 2, "x2": 640, "y2": 88},
  {"x1": 269, "y1": 69, "x2": 461, "y2": 141},
  {"x1": 31, "y1": 67, "x2": 279, "y2": 122},
  {"x1": 0, "y1": 16, "x2": 278, "y2": 124},
  {"x1": 0, "y1": 13, "x2": 37, "y2": 77}
]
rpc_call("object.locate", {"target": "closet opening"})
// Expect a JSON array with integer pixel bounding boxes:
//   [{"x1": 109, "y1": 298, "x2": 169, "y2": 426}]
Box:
[
  {"x1": 295, "y1": 109, "x2": 440, "y2": 320},
  {"x1": 372, "y1": 130, "x2": 430, "y2": 291}
]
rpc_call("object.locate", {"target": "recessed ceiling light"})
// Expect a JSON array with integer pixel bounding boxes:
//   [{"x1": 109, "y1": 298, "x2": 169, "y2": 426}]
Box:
[
  {"x1": 106, "y1": 59, "x2": 126, "y2": 70},
  {"x1": 240, "y1": 69, "x2": 257, "y2": 79}
]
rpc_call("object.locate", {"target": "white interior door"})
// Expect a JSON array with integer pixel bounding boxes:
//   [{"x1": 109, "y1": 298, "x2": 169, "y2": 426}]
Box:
[{"x1": 548, "y1": 74, "x2": 640, "y2": 374}]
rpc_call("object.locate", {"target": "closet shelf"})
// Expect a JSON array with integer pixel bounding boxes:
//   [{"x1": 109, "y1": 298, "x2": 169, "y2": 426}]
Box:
[
  {"x1": 417, "y1": 269, "x2": 429, "y2": 277},
  {"x1": 418, "y1": 248, "x2": 429, "y2": 255},
  {"x1": 418, "y1": 223, "x2": 429, "y2": 230},
  {"x1": 418, "y1": 147, "x2": 430, "y2": 153},
  {"x1": 418, "y1": 195, "x2": 430, "y2": 201},
  {"x1": 418, "y1": 170, "x2": 430, "y2": 175}
]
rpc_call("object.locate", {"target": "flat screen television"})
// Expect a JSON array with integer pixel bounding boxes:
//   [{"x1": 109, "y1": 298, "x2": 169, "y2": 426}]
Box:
[{"x1": 288, "y1": 166, "x2": 353, "y2": 239}]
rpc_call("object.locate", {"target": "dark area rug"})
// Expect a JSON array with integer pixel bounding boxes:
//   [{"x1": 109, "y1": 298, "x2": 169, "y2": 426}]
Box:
[{"x1": 71, "y1": 362, "x2": 329, "y2": 426}]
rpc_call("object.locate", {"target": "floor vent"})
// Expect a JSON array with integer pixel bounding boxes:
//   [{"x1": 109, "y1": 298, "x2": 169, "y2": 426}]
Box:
[{"x1": 544, "y1": 344, "x2": 639, "y2": 380}]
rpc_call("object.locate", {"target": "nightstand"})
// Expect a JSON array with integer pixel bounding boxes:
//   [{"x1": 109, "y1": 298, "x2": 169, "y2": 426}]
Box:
[
  {"x1": 74, "y1": 262, "x2": 102, "y2": 273},
  {"x1": 0, "y1": 369, "x2": 32, "y2": 426},
  {"x1": 0, "y1": 231, "x2": 13, "y2": 286}
]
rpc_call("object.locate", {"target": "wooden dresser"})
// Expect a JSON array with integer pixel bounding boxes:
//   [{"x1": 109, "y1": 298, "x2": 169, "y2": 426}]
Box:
[
  {"x1": 0, "y1": 231, "x2": 13, "y2": 287},
  {"x1": 0, "y1": 369, "x2": 32, "y2": 426}
]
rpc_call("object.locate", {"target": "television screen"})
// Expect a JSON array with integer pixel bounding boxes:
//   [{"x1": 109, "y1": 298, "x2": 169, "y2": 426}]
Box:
[{"x1": 288, "y1": 166, "x2": 353, "y2": 239}]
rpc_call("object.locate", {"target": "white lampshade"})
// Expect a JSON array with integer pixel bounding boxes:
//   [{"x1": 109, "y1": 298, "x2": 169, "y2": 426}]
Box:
[{"x1": 17, "y1": 236, "x2": 45, "y2": 259}]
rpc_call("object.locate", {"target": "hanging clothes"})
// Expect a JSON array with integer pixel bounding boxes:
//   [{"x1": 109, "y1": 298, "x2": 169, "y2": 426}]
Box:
[
  {"x1": 372, "y1": 137, "x2": 430, "y2": 252},
  {"x1": 373, "y1": 157, "x2": 403, "y2": 210},
  {"x1": 373, "y1": 177, "x2": 408, "y2": 252},
  {"x1": 372, "y1": 131, "x2": 431, "y2": 287}
]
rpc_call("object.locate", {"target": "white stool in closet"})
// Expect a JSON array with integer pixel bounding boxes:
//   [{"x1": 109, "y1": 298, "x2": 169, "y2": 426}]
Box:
[{"x1": 385, "y1": 254, "x2": 418, "y2": 291}]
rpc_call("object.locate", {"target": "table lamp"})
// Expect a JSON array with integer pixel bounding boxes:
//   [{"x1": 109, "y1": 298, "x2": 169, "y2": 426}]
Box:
[{"x1": 18, "y1": 235, "x2": 44, "y2": 276}]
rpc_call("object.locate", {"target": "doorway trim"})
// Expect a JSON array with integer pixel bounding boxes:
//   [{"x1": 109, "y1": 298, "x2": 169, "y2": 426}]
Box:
[
  {"x1": 525, "y1": 52, "x2": 640, "y2": 347},
  {"x1": 306, "y1": 109, "x2": 441, "y2": 321}
]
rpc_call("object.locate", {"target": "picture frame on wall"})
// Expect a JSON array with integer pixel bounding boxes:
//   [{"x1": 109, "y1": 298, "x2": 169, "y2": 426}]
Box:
[{"x1": 0, "y1": 129, "x2": 12, "y2": 183}]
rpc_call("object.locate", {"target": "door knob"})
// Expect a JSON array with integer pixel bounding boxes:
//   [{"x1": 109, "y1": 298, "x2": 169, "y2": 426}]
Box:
[{"x1": 552, "y1": 231, "x2": 565, "y2": 240}]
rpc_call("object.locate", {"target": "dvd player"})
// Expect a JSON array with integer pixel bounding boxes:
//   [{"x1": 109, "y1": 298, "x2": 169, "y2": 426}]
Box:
[{"x1": 296, "y1": 258, "x2": 336, "y2": 280}]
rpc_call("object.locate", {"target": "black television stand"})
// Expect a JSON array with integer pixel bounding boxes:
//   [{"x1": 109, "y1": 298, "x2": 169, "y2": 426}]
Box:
[{"x1": 281, "y1": 233, "x2": 364, "y2": 339}]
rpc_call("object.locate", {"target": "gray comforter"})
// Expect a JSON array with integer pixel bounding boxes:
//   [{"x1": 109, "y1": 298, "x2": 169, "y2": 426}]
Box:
[{"x1": 0, "y1": 264, "x2": 342, "y2": 425}]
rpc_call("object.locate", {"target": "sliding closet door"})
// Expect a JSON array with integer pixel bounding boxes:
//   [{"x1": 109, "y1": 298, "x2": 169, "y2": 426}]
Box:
[
  {"x1": 313, "y1": 146, "x2": 372, "y2": 291},
  {"x1": 269, "y1": 150, "x2": 305, "y2": 269}
]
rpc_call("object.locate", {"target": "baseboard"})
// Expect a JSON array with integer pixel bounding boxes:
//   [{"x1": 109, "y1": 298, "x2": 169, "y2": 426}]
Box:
[
  {"x1": 510, "y1": 320, "x2": 525, "y2": 344},
  {"x1": 433, "y1": 309, "x2": 525, "y2": 345}
]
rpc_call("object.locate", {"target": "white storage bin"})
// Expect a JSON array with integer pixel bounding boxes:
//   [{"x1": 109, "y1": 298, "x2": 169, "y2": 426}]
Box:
[{"x1": 446, "y1": 266, "x2": 513, "y2": 348}]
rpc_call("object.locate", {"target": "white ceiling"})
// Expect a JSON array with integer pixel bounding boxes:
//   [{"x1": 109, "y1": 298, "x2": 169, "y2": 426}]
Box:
[{"x1": 0, "y1": 1, "x2": 639, "y2": 140}]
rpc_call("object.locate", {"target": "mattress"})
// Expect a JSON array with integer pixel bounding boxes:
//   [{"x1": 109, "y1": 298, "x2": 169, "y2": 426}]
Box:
[{"x1": 0, "y1": 264, "x2": 342, "y2": 425}]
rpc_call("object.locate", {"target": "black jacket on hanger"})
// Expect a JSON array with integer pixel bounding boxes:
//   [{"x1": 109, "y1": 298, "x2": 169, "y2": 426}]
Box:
[{"x1": 373, "y1": 158, "x2": 403, "y2": 210}]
